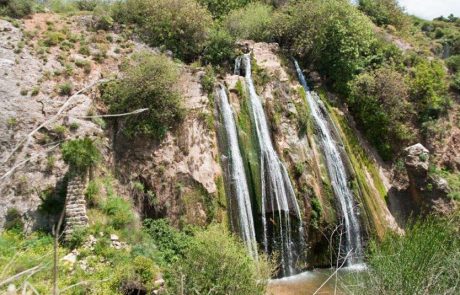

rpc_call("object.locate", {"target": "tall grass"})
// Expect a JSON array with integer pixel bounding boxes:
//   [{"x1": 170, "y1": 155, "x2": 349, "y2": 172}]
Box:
[{"x1": 342, "y1": 216, "x2": 460, "y2": 295}]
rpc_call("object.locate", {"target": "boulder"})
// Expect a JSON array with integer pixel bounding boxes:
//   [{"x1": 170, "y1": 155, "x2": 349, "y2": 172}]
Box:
[{"x1": 403, "y1": 143, "x2": 456, "y2": 214}]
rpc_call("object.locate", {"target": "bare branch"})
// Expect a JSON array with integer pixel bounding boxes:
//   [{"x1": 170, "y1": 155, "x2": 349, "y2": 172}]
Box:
[
  {"x1": 72, "y1": 108, "x2": 149, "y2": 119},
  {"x1": 313, "y1": 250, "x2": 353, "y2": 295},
  {"x1": 0, "y1": 264, "x2": 44, "y2": 287}
]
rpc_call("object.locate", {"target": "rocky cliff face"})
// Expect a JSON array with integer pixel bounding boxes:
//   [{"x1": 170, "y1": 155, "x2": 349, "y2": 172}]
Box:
[
  {"x1": 221, "y1": 41, "x2": 401, "y2": 267},
  {"x1": 404, "y1": 143, "x2": 456, "y2": 214},
  {"x1": 112, "y1": 67, "x2": 224, "y2": 227},
  {"x1": 2, "y1": 13, "x2": 449, "y2": 270}
]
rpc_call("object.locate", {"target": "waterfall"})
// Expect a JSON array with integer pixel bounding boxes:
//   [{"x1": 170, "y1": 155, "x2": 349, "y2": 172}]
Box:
[
  {"x1": 216, "y1": 85, "x2": 258, "y2": 259},
  {"x1": 238, "y1": 54, "x2": 305, "y2": 277},
  {"x1": 294, "y1": 60, "x2": 363, "y2": 265}
]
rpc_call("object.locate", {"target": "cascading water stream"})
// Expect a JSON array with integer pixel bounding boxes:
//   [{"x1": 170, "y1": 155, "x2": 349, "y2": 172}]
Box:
[
  {"x1": 294, "y1": 60, "x2": 363, "y2": 265},
  {"x1": 215, "y1": 85, "x2": 258, "y2": 259},
  {"x1": 237, "y1": 54, "x2": 305, "y2": 277}
]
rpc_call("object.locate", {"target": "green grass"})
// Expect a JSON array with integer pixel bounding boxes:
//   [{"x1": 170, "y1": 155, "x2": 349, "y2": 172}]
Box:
[{"x1": 342, "y1": 217, "x2": 460, "y2": 295}]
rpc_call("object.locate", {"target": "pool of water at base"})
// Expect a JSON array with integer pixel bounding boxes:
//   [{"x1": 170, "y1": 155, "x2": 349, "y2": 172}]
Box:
[{"x1": 267, "y1": 264, "x2": 367, "y2": 295}]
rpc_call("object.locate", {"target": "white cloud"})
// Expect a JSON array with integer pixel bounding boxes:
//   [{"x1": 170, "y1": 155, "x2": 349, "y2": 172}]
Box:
[{"x1": 398, "y1": 0, "x2": 460, "y2": 20}]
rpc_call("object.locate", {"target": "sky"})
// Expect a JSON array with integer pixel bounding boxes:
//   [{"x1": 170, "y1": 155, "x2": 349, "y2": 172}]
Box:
[{"x1": 398, "y1": 0, "x2": 460, "y2": 20}]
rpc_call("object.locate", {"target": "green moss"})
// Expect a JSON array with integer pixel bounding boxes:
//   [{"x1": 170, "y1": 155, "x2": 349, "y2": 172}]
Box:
[
  {"x1": 321, "y1": 92, "x2": 390, "y2": 239},
  {"x1": 234, "y1": 80, "x2": 262, "y2": 213}
]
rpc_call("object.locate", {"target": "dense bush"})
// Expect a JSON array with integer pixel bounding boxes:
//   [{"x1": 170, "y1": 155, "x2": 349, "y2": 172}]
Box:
[
  {"x1": 102, "y1": 196, "x2": 135, "y2": 229},
  {"x1": 61, "y1": 137, "x2": 101, "y2": 174},
  {"x1": 198, "y1": 0, "x2": 250, "y2": 19},
  {"x1": 75, "y1": 0, "x2": 99, "y2": 11},
  {"x1": 120, "y1": 0, "x2": 212, "y2": 61},
  {"x1": 224, "y1": 3, "x2": 273, "y2": 41},
  {"x1": 166, "y1": 225, "x2": 272, "y2": 295},
  {"x1": 452, "y1": 72, "x2": 460, "y2": 92},
  {"x1": 142, "y1": 219, "x2": 191, "y2": 264},
  {"x1": 0, "y1": 0, "x2": 33, "y2": 18},
  {"x1": 203, "y1": 26, "x2": 236, "y2": 65},
  {"x1": 358, "y1": 0, "x2": 409, "y2": 30},
  {"x1": 346, "y1": 217, "x2": 460, "y2": 295},
  {"x1": 409, "y1": 59, "x2": 449, "y2": 121},
  {"x1": 101, "y1": 52, "x2": 184, "y2": 139},
  {"x1": 348, "y1": 67, "x2": 414, "y2": 159},
  {"x1": 271, "y1": 0, "x2": 376, "y2": 92},
  {"x1": 446, "y1": 55, "x2": 460, "y2": 72}
]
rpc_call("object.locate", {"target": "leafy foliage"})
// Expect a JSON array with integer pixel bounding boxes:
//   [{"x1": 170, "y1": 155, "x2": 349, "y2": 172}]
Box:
[
  {"x1": 61, "y1": 137, "x2": 101, "y2": 174},
  {"x1": 203, "y1": 25, "x2": 236, "y2": 65},
  {"x1": 349, "y1": 67, "x2": 414, "y2": 159},
  {"x1": 101, "y1": 52, "x2": 184, "y2": 139},
  {"x1": 346, "y1": 217, "x2": 460, "y2": 295},
  {"x1": 102, "y1": 196, "x2": 135, "y2": 229},
  {"x1": 198, "y1": 0, "x2": 250, "y2": 19},
  {"x1": 119, "y1": 0, "x2": 212, "y2": 61},
  {"x1": 142, "y1": 219, "x2": 193, "y2": 265},
  {"x1": 0, "y1": 0, "x2": 33, "y2": 18},
  {"x1": 272, "y1": 0, "x2": 376, "y2": 91},
  {"x1": 358, "y1": 0, "x2": 409, "y2": 30},
  {"x1": 166, "y1": 224, "x2": 272, "y2": 295},
  {"x1": 409, "y1": 59, "x2": 449, "y2": 121},
  {"x1": 224, "y1": 3, "x2": 273, "y2": 41}
]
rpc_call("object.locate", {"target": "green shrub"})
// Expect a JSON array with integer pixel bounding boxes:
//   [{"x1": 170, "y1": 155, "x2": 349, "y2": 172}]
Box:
[
  {"x1": 197, "y1": 0, "x2": 250, "y2": 19},
  {"x1": 446, "y1": 55, "x2": 460, "y2": 72},
  {"x1": 44, "y1": 31, "x2": 66, "y2": 47},
  {"x1": 224, "y1": 3, "x2": 273, "y2": 41},
  {"x1": 203, "y1": 26, "x2": 236, "y2": 65},
  {"x1": 31, "y1": 86, "x2": 40, "y2": 96},
  {"x1": 119, "y1": 256, "x2": 160, "y2": 293},
  {"x1": 101, "y1": 52, "x2": 184, "y2": 139},
  {"x1": 52, "y1": 124, "x2": 67, "y2": 138},
  {"x1": 4, "y1": 208, "x2": 24, "y2": 231},
  {"x1": 120, "y1": 0, "x2": 212, "y2": 61},
  {"x1": 358, "y1": 0, "x2": 409, "y2": 30},
  {"x1": 75, "y1": 59, "x2": 92, "y2": 74},
  {"x1": 85, "y1": 179, "x2": 100, "y2": 206},
  {"x1": 46, "y1": 155, "x2": 56, "y2": 172},
  {"x1": 409, "y1": 59, "x2": 449, "y2": 121},
  {"x1": 47, "y1": 0, "x2": 78, "y2": 13},
  {"x1": 75, "y1": 0, "x2": 99, "y2": 11},
  {"x1": 201, "y1": 65, "x2": 216, "y2": 94},
  {"x1": 92, "y1": 6, "x2": 113, "y2": 30},
  {"x1": 58, "y1": 81, "x2": 72, "y2": 96},
  {"x1": 67, "y1": 227, "x2": 88, "y2": 249},
  {"x1": 78, "y1": 44, "x2": 91, "y2": 56},
  {"x1": 348, "y1": 67, "x2": 414, "y2": 159},
  {"x1": 102, "y1": 196, "x2": 135, "y2": 229},
  {"x1": 345, "y1": 217, "x2": 460, "y2": 295},
  {"x1": 143, "y1": 218, "x2": 191, "y2": 264},
  {"x1": 272, "y1": 0, "x2": 376, "y2": 92},
  {"x1": 452, "y1": 72, "x2": 460, "y2": 92},
  {"x1": 61, "y1": 137, "x2": 101, "y2": 174},
  {"x1": 0, "y1": 0, "x2": 33, "y2": 18},
  {"x1": 166, "y1": 225, "x2": 272, "y2": 295}
]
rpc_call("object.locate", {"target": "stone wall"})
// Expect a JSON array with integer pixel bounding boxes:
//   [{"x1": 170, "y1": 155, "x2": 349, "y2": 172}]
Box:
[{"x1": 64, "y1": 175, "x2": 88, "y2": 240}]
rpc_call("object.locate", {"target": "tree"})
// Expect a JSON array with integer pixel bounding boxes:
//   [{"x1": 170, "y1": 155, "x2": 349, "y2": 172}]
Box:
[
  {"x1": 272, "y1": 0, "x2": 376, "y2": 92},
  {"x1": 358, "y1": 0, "x2": 409, "y2": 30},
  {"x1": 101, "y1": 52, "x2": 184, "y2": 139},
  {"x1": 121, "y1": 0, "x2": 212, "y2": 62},
  {"x1": 348, "y1": 67, "x2": 414, "y2": 159}
]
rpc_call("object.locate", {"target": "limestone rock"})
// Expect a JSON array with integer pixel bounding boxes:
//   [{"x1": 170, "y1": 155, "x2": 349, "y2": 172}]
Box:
[
  {"x1": 404, "y1": 143, "x2": 456, "y2": 214},
  {"x1": 404, "y1": 143, "x2": 430, "y2": 180}
]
